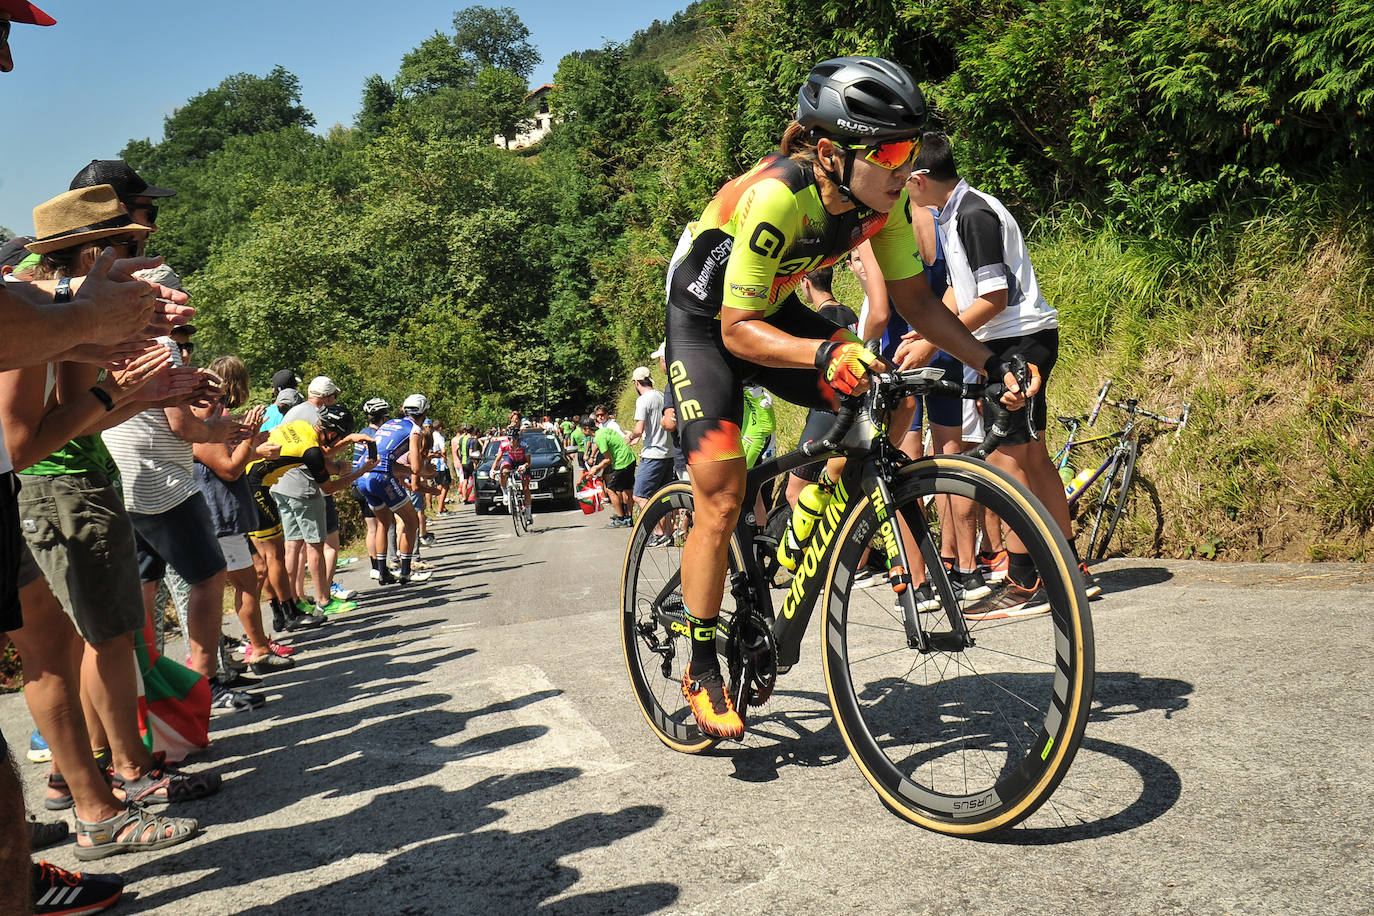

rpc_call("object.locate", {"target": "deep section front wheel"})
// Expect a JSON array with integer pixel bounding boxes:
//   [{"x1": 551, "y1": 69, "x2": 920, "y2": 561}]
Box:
[
  {"x1": 620, "y1": 482, "x2": 746, "y2": 754},
  {"x1": 821, "y1": 455, "x2": 1094, "y2": 836}
]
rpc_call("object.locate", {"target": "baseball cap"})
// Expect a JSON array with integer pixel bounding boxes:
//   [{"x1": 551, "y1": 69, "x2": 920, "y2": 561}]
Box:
[
  {"x1": 632, "y1": 366, "x2": 652, "y2": 382},
  {"x1": 0, "y1": 1, "x2": 57, "y2": 26},
  {"x1": 271, "y1": 369, "x2": 298, "y2": 392},
  {"x1": 649, "y1": 341, "x2": 665, "y2": 360},
  {"x1": 0, "y1": 236, "x2": 35, "y2": 270},
  {"x1": 307, "y1": 376, "x2": 338, "y2": 398},
  {"x1": 69, "y1": 159, "x2": 175, "y2": 199},
  {"x1": 275, "y1": 388, "x2": 303, "y2": 410}
]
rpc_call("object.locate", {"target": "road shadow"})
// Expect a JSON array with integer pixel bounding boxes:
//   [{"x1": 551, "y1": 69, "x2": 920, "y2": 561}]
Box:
[
  {"x1": 992, "y1": 736, "x2": 1183, "y2": 845},
  {"x1": 724, "y1": 689, "x2": 848, "y2": 783},
  {"x1": 1092, "y1": 563, "x2": 1174, "y2": 595},
  {"x1": 1091, "y1": 670, "x2": 1192, "y2": 722}
]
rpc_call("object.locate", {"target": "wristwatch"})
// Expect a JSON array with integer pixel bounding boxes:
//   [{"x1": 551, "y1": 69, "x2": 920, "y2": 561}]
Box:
[{"x1": 53, "y1": 277, "x2": 72, "y2": 304}]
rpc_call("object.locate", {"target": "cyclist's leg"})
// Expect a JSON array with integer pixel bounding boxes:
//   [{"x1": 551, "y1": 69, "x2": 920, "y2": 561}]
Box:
[{"x1": 668, "y1": 305, "x2": 752, "y2": 737}]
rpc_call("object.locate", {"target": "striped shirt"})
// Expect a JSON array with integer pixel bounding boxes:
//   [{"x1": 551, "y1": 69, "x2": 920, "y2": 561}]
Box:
[{"x1": 101, "y1": 339, "x2": 197, "y2": 515}]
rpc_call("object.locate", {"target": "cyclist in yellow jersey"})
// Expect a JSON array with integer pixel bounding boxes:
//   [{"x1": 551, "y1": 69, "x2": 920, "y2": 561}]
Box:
[{"x1": 665, "y1": 57, "x2": 1039, "y2": 739}]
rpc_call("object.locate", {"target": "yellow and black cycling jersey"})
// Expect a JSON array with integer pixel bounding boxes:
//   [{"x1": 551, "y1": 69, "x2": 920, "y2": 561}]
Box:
[
  {"x1": 245, "y1": 419, "x2": 330, "y2": 488},
  {"x1": 666, "y1": 153, "x2": 923, "y2": 319}
]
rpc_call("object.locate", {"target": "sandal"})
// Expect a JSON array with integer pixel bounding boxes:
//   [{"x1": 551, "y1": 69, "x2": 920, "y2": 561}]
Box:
[
  {"x1": 44, "y1": 772, "x2": 74, "y2": 811},
  {"x1": 28, "y1": 816, "x2": 70, "y2": 851},
  {"x1": 110, "y1": 764, "x2": 221, "y2": 807},
  {"x1": 74, "y1": 804, "x2": 199, "y2": 860}
]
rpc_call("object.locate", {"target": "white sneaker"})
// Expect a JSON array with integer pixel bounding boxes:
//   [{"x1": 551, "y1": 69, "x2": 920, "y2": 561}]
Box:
[
  {"x1": 331, "y1": 583, "x2": 356, "y2": 600},
  {"x1": 369, "y1": 567, "x2": 380, "y2": 580}
]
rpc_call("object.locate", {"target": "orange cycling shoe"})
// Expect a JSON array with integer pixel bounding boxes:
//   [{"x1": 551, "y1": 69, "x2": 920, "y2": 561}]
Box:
[{"x1": 682, "y1": 665, "x2": 744, "y2": 739}]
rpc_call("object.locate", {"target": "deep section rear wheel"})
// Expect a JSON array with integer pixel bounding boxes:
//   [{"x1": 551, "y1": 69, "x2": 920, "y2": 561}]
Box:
[
  {"x1": 621, "y1": 482, "x2": 745, "y2": 754},
  {"x1": 821, "y1": 455, "x2": 1094, "y2": 836}
]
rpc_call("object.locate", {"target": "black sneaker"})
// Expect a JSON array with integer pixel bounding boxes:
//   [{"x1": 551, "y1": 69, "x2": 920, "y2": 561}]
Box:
[
  {"x1": 32, "y1": 861, "x2": 123, "y2": 915},
  {"x1": 210, "y1": 682, "x2": 266, "y2": 714},
  {"x1": 951, "y1": 568, "x2": 992, "y2": 603},
  {"x1": 913, "y1": 582, "x2": 941, "y2": 612}
]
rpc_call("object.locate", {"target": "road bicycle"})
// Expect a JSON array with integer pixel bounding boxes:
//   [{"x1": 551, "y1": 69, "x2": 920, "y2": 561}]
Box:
[
  {"x1": 620, "y1": 365, "x2": 1094, "y2": 836},
  {"x1": 502, "y1": 467, "x2": 533, "y2": 536},
  {"x1": 1054, "y1": 380, "x2": 1190, "y2": 560}
]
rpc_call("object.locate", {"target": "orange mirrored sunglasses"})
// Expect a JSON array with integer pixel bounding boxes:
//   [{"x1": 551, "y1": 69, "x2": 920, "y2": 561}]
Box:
[{"x1": 842, "y1": 136, "x2": 922, "y2": 170}]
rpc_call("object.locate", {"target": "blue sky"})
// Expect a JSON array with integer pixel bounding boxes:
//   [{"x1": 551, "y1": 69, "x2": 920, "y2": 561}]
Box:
[{"x1": 0, "y1": 0, "x2": 690, "y2": 234}]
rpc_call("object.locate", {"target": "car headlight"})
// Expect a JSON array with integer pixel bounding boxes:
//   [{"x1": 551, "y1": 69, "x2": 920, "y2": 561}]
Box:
[{"x1": 477, "y1": 471, "x2": 489, "y2": 479}]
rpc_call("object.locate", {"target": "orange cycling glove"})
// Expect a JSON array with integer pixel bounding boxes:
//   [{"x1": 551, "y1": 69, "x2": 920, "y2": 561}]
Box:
[{"x1": 814, "y1": 339, "x2": 877, "y2": 395}]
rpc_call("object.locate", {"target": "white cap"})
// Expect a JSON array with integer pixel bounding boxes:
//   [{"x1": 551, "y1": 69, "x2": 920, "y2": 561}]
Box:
[
  {"x1": 649, "y1": 341, "x2": 665, "y2": 360},
  {"x1": 632, "y1": 366, "x2": 652, "y2": 382},
  {"x1": 307, "y1": 376, "x2": 338, "y2": 397}
]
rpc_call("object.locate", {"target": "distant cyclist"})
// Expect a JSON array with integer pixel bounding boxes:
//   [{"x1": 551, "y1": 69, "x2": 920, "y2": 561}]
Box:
[
  {"x1": 664, "y1": 56, "x2": 1034, "y2": 739},
  {"x1": 493, "y1": 422, "x2": 532, "y2": 524}
]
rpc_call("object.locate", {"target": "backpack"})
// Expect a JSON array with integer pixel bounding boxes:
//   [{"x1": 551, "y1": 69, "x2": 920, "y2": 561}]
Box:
[{"x1": 465, "y1": 436, "x2": 482, "y2": 461}]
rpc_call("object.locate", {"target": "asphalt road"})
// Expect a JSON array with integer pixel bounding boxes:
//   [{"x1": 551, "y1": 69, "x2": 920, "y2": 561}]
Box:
[{"x1": 4, "y1": 504, "x2": 1371, "y2": 915}]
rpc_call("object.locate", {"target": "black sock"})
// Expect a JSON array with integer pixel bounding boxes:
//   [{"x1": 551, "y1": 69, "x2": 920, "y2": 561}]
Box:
[
  {"x1": 685, "y1": 610, "x2": 718, "y2": 675},
  {"x1": 1008, "y1": 552, "x2": 1037, "y2": 589},
  {"x1": 269, "y1": 597, "x2": 283, "y2": 615},
  {"x1": 400, "y1": 555, "x2": 412, "y2": 579}
]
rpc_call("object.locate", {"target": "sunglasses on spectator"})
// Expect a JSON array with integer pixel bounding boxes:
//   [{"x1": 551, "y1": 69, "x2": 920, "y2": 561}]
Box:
[
  {"x1": 840, "y1": 136, "x2": 922, "y2": 170},
  {"x1": 122, "y1": 200, "x2": 159, "y2": 223},
  {"x1": 105, "y1": 236, "x2": 143, "y2": 252},
  {"x1": 177, "y1": 341, "x2": 195, "y2": 355}
]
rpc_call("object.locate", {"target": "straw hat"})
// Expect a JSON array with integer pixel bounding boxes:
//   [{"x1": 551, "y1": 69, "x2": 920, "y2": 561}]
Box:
[{"x1": 27, "y1": 185, "x2": 152, "y2": 255}]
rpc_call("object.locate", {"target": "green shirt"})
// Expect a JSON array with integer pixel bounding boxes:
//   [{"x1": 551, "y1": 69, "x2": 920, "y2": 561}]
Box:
[
  {"x1": 25, "y1": 434, "x2": 121, "y2": 483},
  {"x1": 593, "y1": 427, "x2": 635, "y2": 470},
  {"x1": 570, "y1": 428, "x2": 587, "y2": 449}
]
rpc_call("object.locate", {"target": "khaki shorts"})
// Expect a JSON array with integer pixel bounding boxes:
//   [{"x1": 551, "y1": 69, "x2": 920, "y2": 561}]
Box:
[
  {"x1": 273, "y1": 491, "x2": 326, "y2": 543},
  {"x1": 18, "y1": 472, "x2": 147, "y2": 644}
]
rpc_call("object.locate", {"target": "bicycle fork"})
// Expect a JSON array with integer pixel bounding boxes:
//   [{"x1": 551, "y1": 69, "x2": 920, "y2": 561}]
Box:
[{"x1": 871, "y1": 477, "x2": 974, "y2": 653}]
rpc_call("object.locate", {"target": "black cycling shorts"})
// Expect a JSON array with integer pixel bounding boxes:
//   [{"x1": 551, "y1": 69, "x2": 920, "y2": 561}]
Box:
[
  {"x1": 984, "y1": 328, "x2": 1058, "y2": 446},
  {"x1": 666, "y1": 295, "x2": 845, "y2": 465}
]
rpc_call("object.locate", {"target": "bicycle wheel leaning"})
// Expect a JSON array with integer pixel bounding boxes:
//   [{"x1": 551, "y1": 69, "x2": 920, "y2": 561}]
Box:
[
  {"x1": 820, "y1": 455, "x2": 1094, "y2": 836},
  {"x1": 621, "y1": 481, "x2": 744, "y2": 754},
  {"x1": 1085, "y1": 439, "x2": 1136, "y2": 560}
]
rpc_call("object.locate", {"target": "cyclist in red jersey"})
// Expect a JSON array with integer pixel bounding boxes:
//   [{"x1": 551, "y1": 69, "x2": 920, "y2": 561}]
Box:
[{"x1": 665, "y1": 57, "x2": 1038, "y2": 739}]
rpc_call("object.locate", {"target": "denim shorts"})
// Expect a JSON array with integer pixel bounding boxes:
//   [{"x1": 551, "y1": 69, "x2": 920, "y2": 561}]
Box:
[
  {"x1": 130, "y1": 492, "x2": 228, "y2": 585},
  {"x1": 633, "y1": 457, "x2": 675, "y2": 499}
]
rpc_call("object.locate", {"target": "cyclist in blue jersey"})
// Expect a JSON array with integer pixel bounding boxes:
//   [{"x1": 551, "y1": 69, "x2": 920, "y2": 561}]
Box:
[{"x1": 355, "y1": 394, "x2": 433, "y2": 584}]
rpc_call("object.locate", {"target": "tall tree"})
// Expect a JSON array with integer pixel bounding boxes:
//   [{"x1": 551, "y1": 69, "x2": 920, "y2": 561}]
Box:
[
  {"x1": 452, "y1": 6, "x2": 540, "y2": 79},
  {"x1": 123, "y1": 66, "x2": 315, "y2": 177}
]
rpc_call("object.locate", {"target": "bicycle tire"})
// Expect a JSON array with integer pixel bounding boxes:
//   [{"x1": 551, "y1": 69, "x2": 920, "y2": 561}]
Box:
[
  {"x1": 620, "y1": 481, "x2": 743, "y2": 754},
  {"x1": 506, "y1": 482, "x2": 526, "y2": 537},
  {"x1": 1086, "y1": 440, "x2": 1136, "y2": 560},
  {"x1": 820, "y1": 455, "x2": 1094, "y2": 836}
]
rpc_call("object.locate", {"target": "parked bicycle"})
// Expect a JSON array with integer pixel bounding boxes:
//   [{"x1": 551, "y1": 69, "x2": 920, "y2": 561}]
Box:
[
  {"x1": 1054, "y1": 380, "x2": 1190, "y2": 560},
  {"x1": 621, "y1": 364, "x2": 1094, "y2": 836}
]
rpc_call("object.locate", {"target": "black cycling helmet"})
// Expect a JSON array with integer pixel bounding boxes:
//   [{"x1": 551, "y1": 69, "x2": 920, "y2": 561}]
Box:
[
  {"x1": 317, "y1": 404, "x2": 353, "y2": 436},
  {"x1": 797, "y1": 56, "x2": 926, "y2": 143}
]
